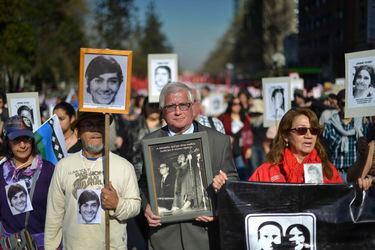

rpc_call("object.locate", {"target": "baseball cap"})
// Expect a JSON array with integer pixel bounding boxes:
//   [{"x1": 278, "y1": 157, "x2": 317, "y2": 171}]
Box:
[{"x1": 3, "y1": 115, "x2": 34, "y2": 140}]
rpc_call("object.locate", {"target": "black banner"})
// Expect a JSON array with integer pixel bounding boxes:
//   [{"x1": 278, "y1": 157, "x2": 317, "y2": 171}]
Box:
[{"x1": 217, "y1": 181, "x2": 375, "y2": 250}]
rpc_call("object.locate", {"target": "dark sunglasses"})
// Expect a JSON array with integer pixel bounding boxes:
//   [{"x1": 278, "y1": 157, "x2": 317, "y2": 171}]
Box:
[
  {"x1": 290, "y1": 127, "x2": 320, "y2": 136},
  {"x1": 10, "y1": 136, "x2": 33, "y2": 144}
]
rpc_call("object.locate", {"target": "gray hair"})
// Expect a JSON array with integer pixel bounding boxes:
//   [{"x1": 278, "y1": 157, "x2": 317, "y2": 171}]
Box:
[{"x1": 159, "y1": 82, "x2": 194, "y2": 108}]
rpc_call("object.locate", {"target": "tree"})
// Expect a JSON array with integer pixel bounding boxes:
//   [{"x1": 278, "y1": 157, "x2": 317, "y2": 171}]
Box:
[
  {"x1": 132, "y1": 1, "x2": 172, "y2": 77},
  {"x1": 202, "y1": 0, "x2": 296, "y2": 79},
  {"x1": 93, "y1": 0, "x2": 136, "y2": 49},
  {"x1": 0, "y1": 0, "x2": 35, "y2": 92},
  {"x1": 0, "y1": 0, "x2": 87, "y2": 92}
]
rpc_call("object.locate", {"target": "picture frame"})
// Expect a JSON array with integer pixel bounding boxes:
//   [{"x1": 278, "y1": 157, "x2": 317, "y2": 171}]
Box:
[
  {"x1": 79, "y1": 48, "x2": 132, "y2": 114},
  {"x1": 6, "y1": 92, "x2": 41, "y2": 131},
  {"x1": 290, "y1": 78, "x2": 304, "y2": 101},
  {"x1": 262, "y1": 77, "x2": 291, "y2": 127},
  {"x1": 148, "y1": 54, "x2": 178, "y2": 103},
  {"x1": 142, "y1": 132, "x2": 213, "y2": 223},
  {"x1": 344, "y1": 49, "x2": 375, "y2": 118}
]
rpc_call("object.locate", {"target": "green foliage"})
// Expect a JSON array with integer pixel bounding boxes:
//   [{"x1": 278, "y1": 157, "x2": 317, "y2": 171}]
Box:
[
  {"x1": 0, "y1": 0, "x2": 87, "y2": 92},
  {"x1": 94, "y1": 0, "x2": 136, "y2": 49},
  {"x1": 132, "y1": 1, "x2": 172, "y2": 77}
]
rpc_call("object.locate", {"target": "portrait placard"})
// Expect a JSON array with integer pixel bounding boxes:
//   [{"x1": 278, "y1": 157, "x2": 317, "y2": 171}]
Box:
[
  {"x1": 5, "y1": 180, "x2": 33, "y2": 215},
  {"x1": 245, "y1": 213, "x2": 316, "y2": 250},
  {"x1": 303, "y1": 163, "x2": 323, "y2": 184},
  {"x1": 345, "y1": 49, "x2": 375, "y2": 118},
  {"x1": 79, "y1": 48, "x2": 132, "y2": 114},
  {"x1": 290, "y1": 78, "x2": 304, "y2": 101},
  {"x1": 77, "y1": 189, "x2": 101, "y2": 224},
  {"x1": 148, "y1": 54, "x2": 178, "y2": 103},
  {"x1": 262, "y1": 77, "x2": 291, "y2": 127},
  {"x1": 7, "y1": 92, "x2": 41, "y2": 131},
  {"x1": 142, "y1": 132, "x2": 213, "y2": 223}
]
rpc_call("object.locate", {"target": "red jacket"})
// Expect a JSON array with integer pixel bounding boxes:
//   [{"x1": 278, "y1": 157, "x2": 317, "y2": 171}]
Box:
[
  {"x1": 249, "y1": 148, "x2": 343, "y2": 184},
  {"x1": 219, "y1": 113, "x2": 253, "y2": 158}
]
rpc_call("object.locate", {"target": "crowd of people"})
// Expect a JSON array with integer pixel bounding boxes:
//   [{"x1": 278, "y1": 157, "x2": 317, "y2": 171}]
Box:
[{"x1": 0, "y1": 79, "x2": 374, "y2": 249}]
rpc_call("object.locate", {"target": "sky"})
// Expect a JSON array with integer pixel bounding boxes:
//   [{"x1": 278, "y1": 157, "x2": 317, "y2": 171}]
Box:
[{"x1": 135, "y1": 0, "x2": 234, "y2": 73}]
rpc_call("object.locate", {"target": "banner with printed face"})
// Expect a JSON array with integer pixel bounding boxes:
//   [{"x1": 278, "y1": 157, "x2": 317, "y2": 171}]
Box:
[{"x1": 217, "y1": 181, "x2": 375, "y2": 250}]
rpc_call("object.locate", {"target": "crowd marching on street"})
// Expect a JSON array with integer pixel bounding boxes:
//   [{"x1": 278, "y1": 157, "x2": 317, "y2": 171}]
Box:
[{"x1": 0, "y1": 78, "x2": 374, "y2": 249}]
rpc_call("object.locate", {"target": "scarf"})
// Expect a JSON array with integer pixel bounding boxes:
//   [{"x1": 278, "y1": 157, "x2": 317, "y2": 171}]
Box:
[
  {"x1": 2, "y1": 154, "x2": 43, "y2": 189},
  {"x1": 330, "y1": 113, "x2": 363, "y2": 153},
  {"x1": 281, "y1": 148, "x2": 322, "y2": 183}
]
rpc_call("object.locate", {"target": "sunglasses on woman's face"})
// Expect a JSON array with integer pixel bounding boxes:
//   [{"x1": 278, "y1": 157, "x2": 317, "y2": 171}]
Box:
[{"x1": 290, "y1": 127, "x2": 320, "y2": 136}]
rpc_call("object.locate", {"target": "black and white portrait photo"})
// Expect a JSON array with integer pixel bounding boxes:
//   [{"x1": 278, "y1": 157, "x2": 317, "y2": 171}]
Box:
[
  {"x1": 347, "y1": 58, "x2": 375, "y2": 106},
  {"x1": 262, "y1": 77, "x2": 290, "y2": 127},
  {"x1": 7, "y1": 92, "x2": 41, "y2": 131},
  {"x1": 142, "y1": 132, "x2": 213, "y2": 223},
  {"x1": 17, "y1": 105, "x2": 34, "y2": 127},
  {"x1": 154, "y1": 65, "x2": 171, "y2": 89},
  {"x1": 345, "y1": 50, "x2": 375, "y2": 118},
  {"x1": 5, "y1": 180, "x2": 33, "y2": 215},
  {"x1": 83, "y1": 55, "x2": 126, "y2": 108},
  {"x1": 148, "y1": 54, "x2": 178, "y2": 103},
  {"x1": 304, "y1": 163, "x2": 323, "y2": 184},
  {"x1": 77, "y1": 189, "x2": 101, "y2": 224},
  {"x1": 290, "y1": 78, "x2": 304, "y2": 101},
  {"x1": 79, "y1": 48, "x2": 132, "y2": 114},
  {"x1": 245, "y1": 213, "x2": 316, "y2": 250}
]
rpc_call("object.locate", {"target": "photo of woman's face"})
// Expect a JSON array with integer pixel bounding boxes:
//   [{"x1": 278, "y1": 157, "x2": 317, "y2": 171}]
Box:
[
  {"x1": 19, "y1": 110, "x2": 33, "y2": 126},
  {"x1": 289, "y1": 227, "x2": 306, "y2": 250},
  {"x1": 274, "y1": 92, "x2": 283, "y2": 108},
  {"x1": 11, "y1": 191, "x2": 27, "y2": 213},
  {"x1": 355, "y1": 69, "x2": 371, "y2": 91}
]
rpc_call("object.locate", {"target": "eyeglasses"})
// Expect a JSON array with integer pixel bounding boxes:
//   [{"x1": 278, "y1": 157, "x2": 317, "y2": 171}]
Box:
[
  {"x1": 232, "y1": 102, "x2": 241, "y2": 106},
  {"x1": 10, "y1": 136, "x2": 33, "y2": 144},
  {"x1": 163, "y1": 102, "x2": 192, "y2": 112},
  {"x1": 290, "y1": 127, "x2": 320, "y2": 136}
]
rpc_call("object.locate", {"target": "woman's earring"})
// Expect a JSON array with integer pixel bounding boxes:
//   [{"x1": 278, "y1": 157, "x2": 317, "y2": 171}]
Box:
[{"x1": 285, "y1": 141, "x2": 289, "y2": 147}]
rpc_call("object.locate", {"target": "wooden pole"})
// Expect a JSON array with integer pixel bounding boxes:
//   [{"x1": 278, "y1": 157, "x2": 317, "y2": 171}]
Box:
[{"x1": 104, "y1": 113, "x2": 110, "y2": 250}]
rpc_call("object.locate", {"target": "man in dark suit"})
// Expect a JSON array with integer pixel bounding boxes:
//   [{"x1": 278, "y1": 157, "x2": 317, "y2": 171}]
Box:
[
  {"x1": 156, "y1": 163, "x2": 175, "y2": 212},
  {"x1": 140, "y1": 82, "x2": 238, "y2": 250}
]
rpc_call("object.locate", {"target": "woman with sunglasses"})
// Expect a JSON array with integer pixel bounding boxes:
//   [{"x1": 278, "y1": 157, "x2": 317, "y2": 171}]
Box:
[
  {"x1": 249, "y1": 108, "x2": 343, "y2": 183},
  {"x1": 0, "y1": 115, "x2": 54, "y2": 248}
]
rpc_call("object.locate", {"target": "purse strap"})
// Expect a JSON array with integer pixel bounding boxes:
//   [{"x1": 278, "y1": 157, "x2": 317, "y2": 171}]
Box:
[{"x1": 25, "y1": 168, "x2": 42, "y2": 228}]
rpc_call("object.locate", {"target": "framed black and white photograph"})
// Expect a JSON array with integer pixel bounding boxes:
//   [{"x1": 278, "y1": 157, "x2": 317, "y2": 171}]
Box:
[
  {"x1": 290, "y1": 78, "x2": 304, "y2": 101},
  {"x1": 77, "y1": 189, "x2": 101, "y2": 224},
  {"x1": 262, "y1": 77, "x2": 291, "y2": 127},
  {"x1": 79, "y1": 48, "x2": 132, "y2": 114},
  {"x1": 345, "y1": 49, "x2": 375, "y2": 118},
  {"x1": 142, "y1": 132, "x2": 213, "y2": 223},
  {"x1": 5, "y1": 180, "x2": 33, "y2": 215},
  {"x1": 245, "y1": 213, "x2": 316, "y2": 250},
  {"x1": 7, "y1": 92, "x2": 41, "y2": 131},
  {"x1": 148, "y1": 54, "x2": 178, "y2": 103},
  {"x1": 303, "y1": 163, "x2": 323, "y2": 184}
]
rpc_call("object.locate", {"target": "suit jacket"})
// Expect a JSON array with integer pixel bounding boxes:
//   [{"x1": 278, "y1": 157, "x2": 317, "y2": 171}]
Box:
[
  {"x1": 140, "y1": 121, "x2": 238, "y2": 250},
  {"x1": 156, "y1": 173, "x2": 175, "y2": 210}
]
